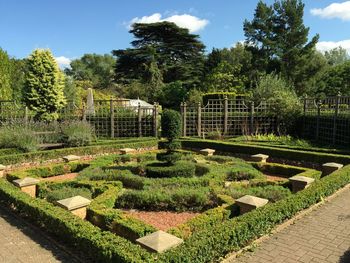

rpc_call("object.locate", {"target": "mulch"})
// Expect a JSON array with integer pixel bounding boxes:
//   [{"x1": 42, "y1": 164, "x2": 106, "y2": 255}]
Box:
[{"x1": 125, "y1": 210, "x2": 200, "y2": 231}]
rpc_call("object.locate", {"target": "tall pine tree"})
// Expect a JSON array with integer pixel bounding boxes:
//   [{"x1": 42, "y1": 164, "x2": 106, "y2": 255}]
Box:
[{"x1": 23, "y1": 49, "x2": 66, "y2": 120}]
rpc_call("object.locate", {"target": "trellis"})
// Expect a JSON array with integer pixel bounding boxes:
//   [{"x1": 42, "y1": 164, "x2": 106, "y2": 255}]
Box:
[
  {"x1": 181, "y1": 97, "x2": 276, "y2": 137},
  {"x1": 302, "y1": 95, "x2": 350, "y2": 145},
  {"x1": 0, "y1": 100, "x2": 159, "y2": 138}
]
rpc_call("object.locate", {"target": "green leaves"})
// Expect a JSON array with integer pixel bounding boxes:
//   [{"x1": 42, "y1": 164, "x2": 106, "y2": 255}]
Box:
[{"x1": 23, "y1": 49, "x2": 66, "y2": 121}]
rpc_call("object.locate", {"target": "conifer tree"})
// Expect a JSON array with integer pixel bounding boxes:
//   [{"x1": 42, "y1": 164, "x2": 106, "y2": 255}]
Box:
[{"x1": 23, "y1": 49, "x2": 66, "y2": 120}]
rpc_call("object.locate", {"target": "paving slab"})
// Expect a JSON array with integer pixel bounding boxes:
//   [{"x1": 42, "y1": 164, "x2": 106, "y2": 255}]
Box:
[{"x1": 0, "y1": 205, "x2": 86, "y2": 262}]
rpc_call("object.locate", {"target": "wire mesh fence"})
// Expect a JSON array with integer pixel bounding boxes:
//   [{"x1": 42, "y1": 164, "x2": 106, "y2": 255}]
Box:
[
  {"x1": 0, "y1": 100, "x2": 159, "y2": 138},
  {"x1": 181, "y1": 97, "x2": 277, "y2": 137},
  {"x1": 302, "y1": 95, "x2": 350, "y2": 146}
]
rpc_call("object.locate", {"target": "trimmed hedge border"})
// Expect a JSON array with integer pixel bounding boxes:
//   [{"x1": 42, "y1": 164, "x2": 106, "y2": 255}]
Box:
[
  {"x1": 0, "y1": 138, "x2": 158, "y2": 165},
  {"x1": 158, "y1": 165, "x2": 350, "y2": 262},
  {"x1": 181, "y1": 138, "x2": 350, "y2": 164},
  {"x1": 0, "y1": 179, "x2": 153, "y2": 263}
]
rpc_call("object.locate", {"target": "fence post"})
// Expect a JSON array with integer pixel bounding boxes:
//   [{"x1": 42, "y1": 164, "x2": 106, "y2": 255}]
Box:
[
  {"x1": 250, "y1": 101, "x2": 255, "y2": 135},
  {"x1": 316, "y1": 100, "x2": 321, "y2": 140},
  {"x1": 223, "y1": 96, "x2": 228, "y2": 135},
  {"x1": 138, "y1": 103, "x2": 142, "y2": 137},
  {"x1": 153, "y1": 102, "x2": 158, "y2": 138},
  {"x1": 24, "y1": 106, "x2": 29, "y2": 126},
  {"x1": 197, "y1": 102, "x2": 202, "y2": 137},
  {"x1": 181, "y1": 102, "x2": 187, "y2": 137},
  {"x1": 333, "y1": 93, "x2": 340, "y2": 144},
  {"x1": 110, "y1": 99, "x2": 114, "y2": 138}
]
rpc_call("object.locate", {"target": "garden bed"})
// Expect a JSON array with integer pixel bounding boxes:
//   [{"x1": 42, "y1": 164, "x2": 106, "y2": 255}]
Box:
[{"x1": 0, "y1": 141, "x2": 349, "y2": 262}]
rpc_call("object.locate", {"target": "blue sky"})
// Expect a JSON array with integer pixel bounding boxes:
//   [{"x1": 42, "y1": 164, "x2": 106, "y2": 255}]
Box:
[{"x1": 1, "y1": 0, "x2": 349, "y2": 67}]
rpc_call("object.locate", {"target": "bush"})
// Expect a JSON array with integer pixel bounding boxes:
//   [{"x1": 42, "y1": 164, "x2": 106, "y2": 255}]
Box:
[
  {"x1": 117, "y1": 187, "x2": 217, "y2": 212},
  {"x1": 45, "y1": 186, "x2": 92, "y2": 203},
  {"x1": 156, "y1": 152, "x2": 182, "y2": 165},
  {"x1": 161, "y1": 109, "x2": 181, "y2": 144},
  {"x1": 0, "y1": 123, "x2": 41, "y2": 152},
  {"x1": 228, "y1": 164, "x2": 265, "y2": 181},
  {"x1": 145, "y1": 161, "x2": 196, "y2": 178},
  {"x1": 226, "y1": 185, "x2": 291, "y2": 202},
  {"x1": 61, "y1": 120, "x2": 94, "y2": 147}
]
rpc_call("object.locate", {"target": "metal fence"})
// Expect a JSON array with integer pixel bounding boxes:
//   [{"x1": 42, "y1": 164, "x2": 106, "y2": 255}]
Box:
[
  {"x1": 0, "y1": 100, "x2": 159, "y2": 138},
  {"x1": 181, "y1": 97, "x2": 277, "y2": 137},
  {"x1": 302, "y1": 95, "x2": 350, "y2": 145}
]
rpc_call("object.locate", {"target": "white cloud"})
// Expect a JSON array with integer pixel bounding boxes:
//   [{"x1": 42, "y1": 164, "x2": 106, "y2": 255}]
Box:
[
  {"x1": 316, "y1": 39, "x2": 350, "y2": 54},
  {"x1": 55, "y1": 56, "x2": 71, "y2": 69},
  {"x1": 311, "y1": 1, "x2": 350, "y2": 21},
  {"x1": 128, "y1": 13, "x2": 209, "y2": 33}
]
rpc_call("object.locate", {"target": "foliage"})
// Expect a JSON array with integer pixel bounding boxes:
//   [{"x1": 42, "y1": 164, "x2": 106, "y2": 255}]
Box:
[
  {"x1": 226, "y1": 185, "x2": 291, "y2": 202},
  {"x1": 156, "y1": 152, "x2": 182, "y2": 165},
  {"x1": 161, "y1": 109, "x2": 182, "y2": 141},
  {"x1": 23, "y1": 49, "x2": 66, "y2": 120},
  {"x1": 233, "y1": 134, "x2": 312, "y2": 148},
  {"x1": 61, "y1": 120, "x2": 95, "y2": 147},
  {"x1": 159, "y1": 81, "x2": 187, "y2": 109},
  {"x1": 145, "y1": 161, "x2": 196, "y2": 178},
  {"x1": 0, "y1": 123, "x2": 41, "y2": 152},
  {"x1": 0, "y1": 48, "x2": 14, "y2": 99},
  {"x1": 252, "y1": 74, "x2": 301, "y2": 133},
  {"x1": 228, "y1": 164, "x2": 264, "y2": 181},
  {"x1": 65, "y1": 53, "x2": 116, "y2": 90},
  {"x1": 117, "y1": 186, "x2": 216, "y2": 212},
  {"x1": 113, "y1": 22, "x2": 205, "y2": 96},
  {"x1": 243, "y1": 0, "x2": 321, "y2": 95},
  {"x1": 45, "y1": 186, "x2": 92, "y2": 203},
  {"x1": 324, "y1": 47, "x2": 349, "y2": 66},
  {"x1": 318, "y1": 61, "x2": 350, "y2": 96}
]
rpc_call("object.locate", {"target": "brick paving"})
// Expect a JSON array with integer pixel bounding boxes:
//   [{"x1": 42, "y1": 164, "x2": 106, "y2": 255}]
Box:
[
  {"x1": 229, "y1": 187, "x2": 350, "y2": 263},
  {"x1": 0, "y1": 206, "x2": 82, "y2": 263}
]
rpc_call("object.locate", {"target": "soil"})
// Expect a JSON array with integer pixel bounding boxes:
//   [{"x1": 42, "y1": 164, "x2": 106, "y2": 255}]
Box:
[
  {"x1": 264, "y1": 172, "x2": 289, "y2": 182},
  {"x1": 125, "y1": 210, "x2": 200, "y2": 231},
  {"x1": 40, "y1": 173, "x2": 79, "y2": 182}
]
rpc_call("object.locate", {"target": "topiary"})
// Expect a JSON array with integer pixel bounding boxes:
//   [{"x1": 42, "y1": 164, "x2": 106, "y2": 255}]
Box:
[{"x1": 161, "y1": 109, "x2": 181, "y2": 143}]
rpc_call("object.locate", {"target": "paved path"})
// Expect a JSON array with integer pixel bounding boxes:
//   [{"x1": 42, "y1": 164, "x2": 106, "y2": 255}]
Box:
[
  {"x1": 229, "y1": 187, "x2": 350, "y2": 263},
  {"x1": 0, "y1": 206, "x2": 82, "y2": 263}
]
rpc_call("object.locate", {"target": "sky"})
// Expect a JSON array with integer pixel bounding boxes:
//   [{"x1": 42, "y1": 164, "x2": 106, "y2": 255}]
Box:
[{"x1": 1, "y1": 0, "x2": 350, "y2": 68}]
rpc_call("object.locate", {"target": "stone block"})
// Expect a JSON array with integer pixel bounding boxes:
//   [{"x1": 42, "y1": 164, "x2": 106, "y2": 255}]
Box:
[
  {"x1": 235, "y1": 195, "x2": 269, "y2": 215},
  {"x1": 62, "y1": 155, "x2": 80, "y2": 163},
  {"x1": 289, "y1": 175, "x2": 315, "y2": 193},
  {"x1": 251, "y1": 154, "x2": 269, "y2": 163},
  {"x1": 0, "y1": 164, "x2": 6, "y2": 178},
  {"x1": 120, "y1": 148, "x2": 136, "y2": 155},
  {"x1": 56, "y1": 195, "x2": 91, "y2": 219},
  {"x1": 199, "y1": 148, "x2": 215, "y2": 156},
  {"x1": 13, "y1": 177, "x2": 40, "y2": 198},
  {"x1": 322, "y1": 162, "x2": 343, "y2": 177},
  {"x1": 136, "y1": 230, "x2": 183, "y2": 253}
]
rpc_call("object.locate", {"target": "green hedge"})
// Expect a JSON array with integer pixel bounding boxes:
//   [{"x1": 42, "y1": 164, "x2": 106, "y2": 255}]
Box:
[
  {"x1": 181, "y1": 138, "x2": 350, "y2": 165},
  {"x1": 158, "y1": 165, "x2": 350, "y2": 262},
  {"x1": 87, "y1": 184, "x2": 156, "y2": 241},
  {"x1": 0, "y1": 179, "x2": 152, "y2": 263},
  {"x1": 145, "y1": 161, "x2": 196, "y2": 178},
  {"x1": 0, "y1": 138, "x2": 158, "y2": 165},
  {"x1": 7, "y1": 162, "x2": 89, "y2": 181}
]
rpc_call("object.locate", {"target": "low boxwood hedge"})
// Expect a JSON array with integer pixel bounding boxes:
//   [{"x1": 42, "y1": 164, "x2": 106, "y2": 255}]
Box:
[
  {"x1": 0, "y1": 138, "x2": 158, "y2": 165},
  {"x1": 0, "y1": 179, "x2": 153, "y2": 263},
  {"x1": 181, "y1": 138, "x2": 350, "y2": 165},
  {"x1": 145, "y1": 161, "x2": 196, "y2": 178}
]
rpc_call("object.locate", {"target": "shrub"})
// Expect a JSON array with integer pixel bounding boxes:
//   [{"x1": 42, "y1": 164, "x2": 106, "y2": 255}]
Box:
[
  {"x1": 156, "y1": 152, "x2": 182, "y2": 165},
  {"x1": 45, "y1": 186, "x2": 92, "y2": 203},
  {"x1": 228, "y1": 164, "x2": 265, "y2": 181},
  {"x1": 161, "y1": 109, "x2": 181, "y2": 151},
  {"x1": 0, "y1": 123, "x2": 41, "y2": 152},
  {"x1": 117, "y1": 187, "x2": 217, "y2": 212},
  {"x1": 225, "y1": 185, "x2": 291, "y2": 202},
  {"x1": 61, "y1": 120, "x2": 94, "y2": 147},
  {"x1": 145, "y1": 161, "x2": 196, "y2": 178},
  {"x1": 195, "y1": 164, "x2": 210, "y2": 176}
]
